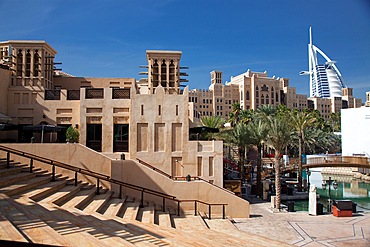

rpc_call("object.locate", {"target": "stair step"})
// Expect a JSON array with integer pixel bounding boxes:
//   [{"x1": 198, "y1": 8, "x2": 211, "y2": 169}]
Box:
[
  {"x1": 122, "y1": 199, "x2": 140, "y2": 221},
  {"x1": 103, "y1": 210, "x2": 219, "y2": 246},
  {"x1": 204, "y1": 218, "x2": 237, "y2": 231},
  {"x1": 38, "y1": 183, "x2": 83, "y2": 205},
  {"x1": 12, "y1": 178, "x2": 69, "y2": 201},
  {"x1": 140, "y1": 203, "x2": 155, "y2": 224},
  {"x1": 83, "y1": 191, "x2": 114, "y2": 213},
  {"x1": 102, "y1": 197, "x2": 126, "y2": 217},
  {"x1": 0, "y1": 175, "x2": 52, "y2": 196},
  {"x1": 173, "y1": 215, "x2": 209, "y2": 231},
  {"x1": 0, "y1": 193, "x2": 75, "y2": 246},
  {"x1": 0, "y1": 161, "x2": 22, "y2": 169},
  {"x1": 61, "y1": 186, "x2": 97, "y2": 209},
  {"x1": 0, "y1": 211, "x2": 28, "y2": 243},
  {"x1": 0, "y1": 166, "x2": 23, "y2": 177},
  {"x1": 157, "y1": 211, "x2": 173, "y2": 228},
  {"x1": 0, "y1": 171, "x2": 37, "y2": 188},
  {"x1": 14, "y1": 196, "x2": 109, "y2": 247}
]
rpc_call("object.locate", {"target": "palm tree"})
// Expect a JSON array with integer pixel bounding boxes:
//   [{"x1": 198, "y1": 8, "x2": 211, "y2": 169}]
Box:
[
  {"x1": 290, "y1": 111, "x2": 316, "y2": 192},
  {"x1": 197, "y1": 115, "x2": 225, "y2": 140},
  {"x1": 221, "y1": 123, "x2": 250, "y2": 180},
  {"x1": 198, "y1": 115, "x2": 225, "y2": 129},
  {"x1": 228, "y1": 103, "x2": 242, "y2": 126},
  {"x1": 264, "y1": 114, "x2": 293, "y2": 210},
  {"x1": 247, "y1": 120, "x2": 268, "y2": 197}
]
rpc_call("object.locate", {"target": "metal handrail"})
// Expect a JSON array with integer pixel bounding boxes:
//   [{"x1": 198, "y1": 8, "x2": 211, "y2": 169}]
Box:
[
  {"x1": 137, "y1": 158, "x2": 235, "y2": 195},
  {"x1": 0, "y1": 145, "x2": 177, "y2": 203},
  {"x1": 0, "y1": 145, "x2": 228, "y2": 218},
  {"x1": 181, "y1": 199, "x2": 228, "y2": 219}
]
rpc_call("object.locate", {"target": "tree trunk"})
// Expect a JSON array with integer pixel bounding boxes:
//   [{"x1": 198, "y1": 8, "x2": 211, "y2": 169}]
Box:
[
  {"x1": 238, "y1": 147, "x2": 245, "y2": 180},
  {"x1": 298, "y1": 131, "x2": 303, "y2": 192},
  {"x1": 275, "y1": 151, "x2": 281, "y2": 210},
  {"x1": 256, "y1": 144, "x2": 262, "y2": 197}
]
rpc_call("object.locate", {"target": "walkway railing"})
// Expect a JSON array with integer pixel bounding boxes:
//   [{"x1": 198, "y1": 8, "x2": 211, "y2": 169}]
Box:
[
  {"x1": 137, "y1": 158, "x2": 235, "y2": 195},
  {"x1": 0, "y1": 145, "x2": 227, "y2": 219}
]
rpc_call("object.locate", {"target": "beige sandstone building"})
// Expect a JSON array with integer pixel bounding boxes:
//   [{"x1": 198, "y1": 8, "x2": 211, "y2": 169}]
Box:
[
  {"x1": 0, "y1": 40, "x2": 251, "y2": 218},
  {"x1": 189, "y1": 70, "x2": 363, "y2": 123}
]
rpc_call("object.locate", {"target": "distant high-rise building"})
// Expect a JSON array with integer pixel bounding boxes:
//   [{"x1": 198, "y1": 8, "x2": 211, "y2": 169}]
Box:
[{"x1": 300, "y1": 27, "x2": 346, "y2": 98}]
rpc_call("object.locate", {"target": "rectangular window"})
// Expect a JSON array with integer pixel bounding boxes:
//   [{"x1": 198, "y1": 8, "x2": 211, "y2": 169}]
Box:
[
  {"x1": 197, "y1": 157, "x2": 202, "y2": 176},
  {"x1": 209, "y1": 157, "x2": 214, "y2": 176},
  {"x1": 195, "y1": 97, "x2": 197, "y2": 103},
  {"x1": 203, "y1": 99, "x2": 205, "y2": 103},
  {"x1": 176, "y1": 105, "x2": 178, "y2": 116},
  {"x1": 141, "y1": 105, "x2": 144, "y2": 115},
  {"x1": 158, "y1": 105, "x2": 161, "y2": 116}
]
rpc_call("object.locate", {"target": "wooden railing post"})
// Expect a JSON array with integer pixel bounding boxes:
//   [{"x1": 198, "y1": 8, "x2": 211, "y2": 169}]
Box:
[
  {"x1": 177, "y1": 201, "x2": 180, "y2": 216},
  {"x1": 162, "y1": 197, "x2": 165, "y2": 212},
  {"x1": 74, "y1": 171, "x2": 78, "y2": 186},
  {"x1": 51, "y1": 164, "x2": 55, "y2": 181},
  {"x1": 209, "y1": 205, "x2": 211, "y2": 220},
  {"x1": 194, "y1": 201, "x2": 197, "y2": 216},
  {"x1": 6, "y1": 152, "x2": 10, "y2": 169},
  {"x1": 96, "y1": 178, "x2": 100, "y2": 195},
  {"x1": 223, "y1": 205, "x2": 225, "y2": 219},
  {"x1": 29, "y1": 159, "x2": 33, "y2": 173}
]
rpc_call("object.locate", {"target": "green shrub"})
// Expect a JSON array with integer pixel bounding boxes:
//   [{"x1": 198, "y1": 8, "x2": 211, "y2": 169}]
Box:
[{"x1": 66, "y1": 126, "x2": 79, "y2": 143}]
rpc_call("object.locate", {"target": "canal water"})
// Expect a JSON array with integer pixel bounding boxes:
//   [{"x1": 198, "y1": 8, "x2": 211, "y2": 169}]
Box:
[{"x1": 283, "y1": 169, "x2": 370, "y2": 212}]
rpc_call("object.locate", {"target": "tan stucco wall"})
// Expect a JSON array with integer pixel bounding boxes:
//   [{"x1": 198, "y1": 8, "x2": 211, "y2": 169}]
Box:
[
  {"x1": 0, "y1": 143, "x2": 249, "y2": 218},
  {"x1": 0, "y1": 143, "x2": 112, "y2": 189},
  {"x1": 111, "y1": 159, "x2": 249, "y2": 218}
]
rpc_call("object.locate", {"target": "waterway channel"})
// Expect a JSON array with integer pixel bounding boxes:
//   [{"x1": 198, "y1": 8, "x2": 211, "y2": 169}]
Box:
[{"x1": 282, "y1": 169, "x2": 370, "y2": 212}]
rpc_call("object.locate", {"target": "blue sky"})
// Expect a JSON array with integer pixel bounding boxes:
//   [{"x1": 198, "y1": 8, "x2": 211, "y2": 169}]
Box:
[{"x1": 1, "y1": 0, "x2": 369, "y2": 102}]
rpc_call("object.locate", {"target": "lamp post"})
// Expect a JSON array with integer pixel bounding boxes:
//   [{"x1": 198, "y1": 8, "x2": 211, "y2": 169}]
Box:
[
  {"x1": 306, "y1": 168, "x2": 311, "y2": 192},
  {"x1": 321, "y1": 176, "x2": 338, "y2": 213}
]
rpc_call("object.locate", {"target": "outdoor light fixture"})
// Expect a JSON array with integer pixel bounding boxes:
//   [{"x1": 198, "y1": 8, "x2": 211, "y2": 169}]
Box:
[
  {"x1": 31, "y1": 137, "x2": 36, "y2": 144},
  {"x1": 306, "y1": 168, "x2": 311, "y2": 191},
  {"x1": 186, "y1": 174, "x2": 191, "y2": 182},
  {"x1": 121, "y1": 153, "x2": 125, "y2": 160},
  {"x1": 322, "y1": 176, "x2": 338, "y2": 213}
]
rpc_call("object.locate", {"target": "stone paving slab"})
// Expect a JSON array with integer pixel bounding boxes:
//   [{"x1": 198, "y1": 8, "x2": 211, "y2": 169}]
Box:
[{"x1": 234, "y1": 202, "x2": 370, "y2": 246}]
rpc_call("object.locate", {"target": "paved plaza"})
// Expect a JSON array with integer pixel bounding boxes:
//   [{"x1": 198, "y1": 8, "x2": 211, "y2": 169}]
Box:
[{"x1": 235, "y1": 201, "x2": 370, "y2": 246}]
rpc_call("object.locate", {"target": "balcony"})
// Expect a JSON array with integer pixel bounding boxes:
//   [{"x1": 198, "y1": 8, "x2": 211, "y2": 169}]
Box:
[
  {"x1": 86, "y1": 88, "x2": 104, "y2": 99},
  {"x1": 45, "y1": 90, "x2": 60, "y2": 100},
  {"x1": 112, "y1": 88, "x2": 130, "y2": 99}
]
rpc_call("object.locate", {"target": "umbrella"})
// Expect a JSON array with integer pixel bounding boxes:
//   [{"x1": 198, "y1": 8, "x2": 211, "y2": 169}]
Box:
[
  {"x1": 0, "y1": 123, "x2": 20, "y2": 131},
  {"x1": 0, "y1": 113, "x2": 12, "y2": 122},
  {"x1": 23, "y1": 125, "x2": 67, "y2": 143},
  {"x1": 189, "y1": 126, "x2": 219, "y2": 134}
]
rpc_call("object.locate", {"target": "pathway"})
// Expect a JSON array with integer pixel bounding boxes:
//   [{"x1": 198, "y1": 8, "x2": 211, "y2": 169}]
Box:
[{"x1": 235, "y1": 201, "x2": 370, "y2": 246}]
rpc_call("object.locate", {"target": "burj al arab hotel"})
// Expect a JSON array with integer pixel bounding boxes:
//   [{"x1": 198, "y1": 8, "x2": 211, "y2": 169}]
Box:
[{"x1": 300, "y1": 28, "x2": 346, "y2": 98}]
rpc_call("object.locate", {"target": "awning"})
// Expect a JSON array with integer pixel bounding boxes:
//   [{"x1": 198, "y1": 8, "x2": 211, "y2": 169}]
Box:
[
  {"x1": 0, "y1": 113, "x2": 12, "y2": 122},
  {"x1": 22, "y1": 125, "x2": 66, "y2": 132},
  {"x1": 189, "y1": 126, "x2": 219, "y2": 134},
  {"x1": 0, "y1": 123, "x2": 20, "y2": 131}
]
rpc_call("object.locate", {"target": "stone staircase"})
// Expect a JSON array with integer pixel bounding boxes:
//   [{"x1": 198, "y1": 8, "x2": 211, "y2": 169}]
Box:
[{"x1": 0, "y1": 157, "x2": 291, "y2": 246}]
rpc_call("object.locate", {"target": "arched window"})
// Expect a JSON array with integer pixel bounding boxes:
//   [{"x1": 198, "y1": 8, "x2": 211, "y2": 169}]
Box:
[
  {"x1": 256, "y1": 86, "x2": 258, "y2": 90},
  {"x1": 17, "y1": 49, "x2": 23, "y2": 76},
  {"x1": 261, "y1": 94, "x2": 264, "y2": 104},
  {"x1": 246, "y1": 91, "x2": 250, "y2": 100},
  {"x1": 256, "y1": 91, "x2": 259, "y2": 97},
  {"x1": 276, "y1": 93, "x2": 279, "y2": 102},
  {"x1": 271, "y1": 87, "x2": 274, "y2": 91},
  {"x1": 271, "y1": 92, "x2": 274, "y2": 98},
  {"x1": 25, "y1": 50, "x2": 31, "y2": 77}
]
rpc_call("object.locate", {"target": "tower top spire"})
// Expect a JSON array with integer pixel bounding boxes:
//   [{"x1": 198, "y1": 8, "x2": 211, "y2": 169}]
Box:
[{"x1": 309, "y1": 27, "x2": 312, "y2": 45}]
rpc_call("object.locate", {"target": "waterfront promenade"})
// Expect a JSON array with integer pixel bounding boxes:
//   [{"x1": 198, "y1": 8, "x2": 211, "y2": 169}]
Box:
[{"x1": 235, "y1": 200, "x2": 370, "y2": 246}]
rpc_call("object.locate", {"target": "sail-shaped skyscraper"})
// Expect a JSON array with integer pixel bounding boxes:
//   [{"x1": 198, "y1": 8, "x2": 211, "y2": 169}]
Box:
[{"x1": 300, "y1": 28, "x2": 346, "y2": 98}]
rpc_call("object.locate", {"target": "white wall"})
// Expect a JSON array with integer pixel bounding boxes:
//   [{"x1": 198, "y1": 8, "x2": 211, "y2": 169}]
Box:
[{"x1": 341, "y1": 107, "x2": 370, "y2": 157}]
